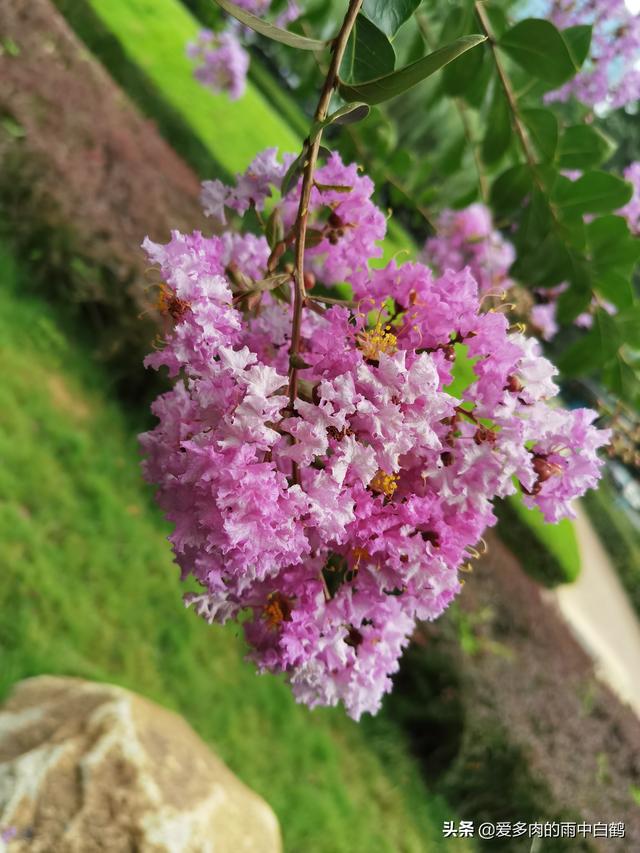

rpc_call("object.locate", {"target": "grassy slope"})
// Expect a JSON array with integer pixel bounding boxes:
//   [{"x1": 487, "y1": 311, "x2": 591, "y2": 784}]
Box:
[
  {"x1": 59, "y1": 0, "x2": 408, "y2": 257},
  {"x1": 87, "y1": 0, "x2": 300, "y2": 176},
  {"x1": 0, "y1": 242, "x2": 474, "y2": 852}
]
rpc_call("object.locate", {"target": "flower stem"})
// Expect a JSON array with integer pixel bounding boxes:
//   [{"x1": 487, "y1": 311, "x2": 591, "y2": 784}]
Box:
[
  {"x1": 288, "y1": 0, "x2": 363, "y2": 415},
  {"x1": 474, "y1": 2, "x2": 538, "y2": 168}
]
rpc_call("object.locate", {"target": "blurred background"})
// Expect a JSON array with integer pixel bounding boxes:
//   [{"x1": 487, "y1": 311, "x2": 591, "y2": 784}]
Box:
[{"x1": 1, "y1": 1, "x2": 639, "y2": 850}]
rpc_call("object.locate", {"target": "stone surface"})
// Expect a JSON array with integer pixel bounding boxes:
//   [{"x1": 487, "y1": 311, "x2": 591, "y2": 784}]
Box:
[{"x1": 0, "y1": 676, "x2": 281, "y2": 852}]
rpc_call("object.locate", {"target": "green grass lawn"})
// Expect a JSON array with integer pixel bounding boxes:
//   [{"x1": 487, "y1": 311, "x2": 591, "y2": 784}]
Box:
[{"x1": 0, "y1": 241, "x2": 474, "y2": 852}]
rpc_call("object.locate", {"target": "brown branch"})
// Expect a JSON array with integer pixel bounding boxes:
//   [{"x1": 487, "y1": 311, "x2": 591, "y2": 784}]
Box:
[
  {"x1": 288, "y1": 0, "x2": 363, "y2": 408},
  {"x1": 474, "y1": 2, "x2": 538, "y2": 168}
]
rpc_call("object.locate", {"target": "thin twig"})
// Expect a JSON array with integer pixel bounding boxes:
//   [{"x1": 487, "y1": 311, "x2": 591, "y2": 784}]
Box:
[
  {"x1": 287, "y1": 0, "x2": 363, "y2": 483},
  {"x1": 474, "y1": 2, "x2": 537, "y2": 167},
  {"x1": 288, "y1": 0, "x2": 364, "y2": 410}
]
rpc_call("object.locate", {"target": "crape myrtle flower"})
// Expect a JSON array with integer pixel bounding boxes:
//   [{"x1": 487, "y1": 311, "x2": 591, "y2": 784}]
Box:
[
  {"x1": 422, "y1": 204, "x2": 516, "y2": 295},
  {"x1": 541, "y1": 0, "x2": 640, "y2": 110},
  {"x1": 141, "y1": 149, "x2": 609, "y2": 719},
  {"x1": 187, "y1": 28, "x2": 249, "y2": 101}
]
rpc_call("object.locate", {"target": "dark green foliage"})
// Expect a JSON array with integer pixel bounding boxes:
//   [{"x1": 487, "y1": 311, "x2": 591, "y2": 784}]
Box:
[
  {"x1": 554, "y1": 170, "x2": 632, "y2": 215},
  {"x1": 481, "y1": 82, "x2": 511, "y2": 165},
  {"x1": 362, "y1": 0, "x2": 422, "y2": 37},
  {"x1": 341, "y1": 14, "x2": 396, "y2": 82},
  {"x1": 521, "y1": 108, "x2": 559, "y2": 162},
  {"x1": 558, "y1": 125, "x2": 614, "y2": 170},
  {"x1": 498, "y1": 18, "x2": 578, "y2": 87},
  {"x1": 387, "y1": 627, "x2": 592, "y2": 853},
  {"x1": 339, "y1": 35, "x2": 486, "y2": 104}
]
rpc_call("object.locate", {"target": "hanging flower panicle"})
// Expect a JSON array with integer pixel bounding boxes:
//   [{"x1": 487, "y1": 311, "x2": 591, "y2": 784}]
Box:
[{"x1": 140, "y1": 149, "x2": 609, "y2": 720}]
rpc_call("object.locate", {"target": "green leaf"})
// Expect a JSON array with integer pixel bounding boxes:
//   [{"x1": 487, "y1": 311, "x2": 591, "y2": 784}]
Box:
[
  {"x1": 490, "y1": 164, "x2": 532, "y2": 216},
  {"x1": 1, "y1": 116, "x2": 25, "y2": 139},
  {"x1": 214, "y1": 0, "x2": 327, "y2": 50},
  {"x1": 325, "y1": 102, "x2": 371, "y2": 126},
  {"x1": 558, "y1": 125, "x2": 613, "y2": 170},
  {"x1": 442, "y1": 34, "x2": 486, "y2": 96},
  {"x1": 341, "y1": 14, "x2": 395, "y2": 83},
  {"x1": 588, "y1": 215, "x2": 640, "y2": 275},
  {"x1": 362, "y1": 0, "x2": 421, "y2": 37},
  {"x1": 498, "y1": 18, "x2": 577, "y2": 87},
  {"x1": 481, "y1": 82, "x2": 511, "y2": 165},
  {"x1": 521, "y1": 108, "x2": 558, "y2": 162},
  {"x1": 338, "y1": 35, "x2": 486, "y2": 104},
  {"x1": 519, "y1": 187, "x2": 554, "y2": 248},
  {"x1": 439, "y1": 5, "x2": 489, "y2": 102},
  {"x1": 310, "y1": 102, "x2": 371, "y2": 141},
  {"x1": 265, "y1": 208, "x2": 284, "y2": 250},
  {"x1": 558, "y1": 310, "x2": 620, "y2": 375},
  {"x1": 0, "y1": 37, "x2": 20, "y2": 57},
  {"x1": 512, "y1": 232, "x2": 572, "y2": 287},
  {"x1": 462, "y1": 52, "x2": 494, "y2": 108},
  {"x1": 305, "y1": 229, "x2": 325, "y2": 248},
  {"x1": 596, "y1": 272, "x2": 634, "y2": 309},
  {"x1": 603, "y1": 357, "x2": 639, "y2": 408},
  {"x1": 615, "y1": 307, "x2": 640, "y2": 348},
  {"x1": 254, "y1": 273, "x2": 291, "y2": 292},
  {"x1": 558, "y1": 330, "x2": 603, "y2": 376},
  {"x1": 483, "y1": 4, "x2": 509, "y2": 39},
  {"x1": 281, "y1": 150, "x2": 306, "y2": 196},
  {"x1": 554, "y1": 171, "x2": 633, "y2": 215},
  {"x1": 561, "y1": 25, "x2": 592, "y2": 69},
  {"x1": 439, "y1": 133, "x2": 467, "y2": 176},
  {"x1": 556, "y1": 273, "x2": 592, "y2": 324},
  {"x1": 313, "y1": 182, "x2": 351, "y2": 193}
]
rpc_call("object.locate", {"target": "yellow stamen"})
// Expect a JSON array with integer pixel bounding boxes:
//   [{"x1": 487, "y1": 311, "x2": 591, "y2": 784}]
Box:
[
  {"x1": 156, "y1": 283, "x2": 190, "y2": 322},
  {"x1": 351, "y1": 547, "x2": 371, "y2": 567},
  {"x1": 368, "y1": 469, "x2": 399, "y2": 498},
  {"x1": 263, "y1": 592, "x2": 293, "y2": 629},
  {"x1": 357, "y1": 321, "x2": 397, "y2": 361}
]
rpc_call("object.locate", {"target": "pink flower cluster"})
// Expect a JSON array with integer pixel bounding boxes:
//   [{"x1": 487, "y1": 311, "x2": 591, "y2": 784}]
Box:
[
  {"x1": 543, "y1": 0, "x2": 640, "y2": 109},
  {"x1": 141, "y1": 150, "x2": 609, "y2": 719},
  {"x1": 422, "y1": 204, "x2": 515, "y2": 294},
  {"x1": 186, "y1": 3, "x2": 301, "y2": 100},
  {"x1": 187, "y1": 28, "x2": 249, "y2": 101}
]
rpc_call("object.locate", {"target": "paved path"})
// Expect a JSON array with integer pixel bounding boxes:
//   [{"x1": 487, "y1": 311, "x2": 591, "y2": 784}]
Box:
[{"x1": 546, "y1": 504, "x2": 640, "y2": 715}]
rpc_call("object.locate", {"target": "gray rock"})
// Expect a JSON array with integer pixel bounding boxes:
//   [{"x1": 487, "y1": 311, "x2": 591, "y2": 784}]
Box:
[{"x1": 0, "y1": 676, "x2": 281, "y2": 852}]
